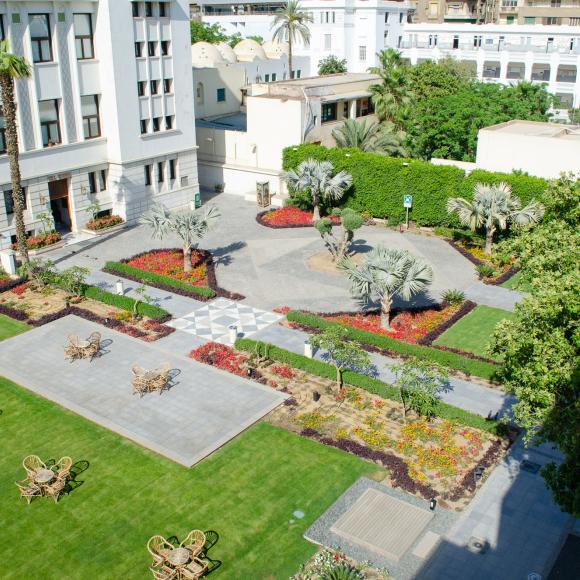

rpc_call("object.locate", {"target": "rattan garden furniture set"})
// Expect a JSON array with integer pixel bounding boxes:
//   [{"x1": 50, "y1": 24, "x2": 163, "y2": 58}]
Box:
[
  {"x1": 16, "y1": 455, "x2": 72, "y2": 504},
  {"x1": 64, "y1": 332, "x2": 102, "y2": 362},
  {"x1": 148, "y1": 530, "x2": 208, "y2": 579}
]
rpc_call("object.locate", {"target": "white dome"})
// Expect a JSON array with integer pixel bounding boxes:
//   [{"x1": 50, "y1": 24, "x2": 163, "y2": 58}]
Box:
[
  {"x1": 262, "y1": 40, "x2": 289, "y2": 59},
  {"x1": 216, "y1": 42, "x2": 238, "y2": 64},
  {"x1": 191, "y1": 42, "x2": 225, "y2": 67},
  {"x1": 233, "y1": 39, "x2": 267, "y2": 62}
]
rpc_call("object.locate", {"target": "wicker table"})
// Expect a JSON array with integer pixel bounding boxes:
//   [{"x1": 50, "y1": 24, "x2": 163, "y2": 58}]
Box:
[
  {"x1": 34, "y1": 469, "x2": 55, "y2": 484},
  {"x1": 166, "y1": 548, "x2": 190, "y2": 567}
]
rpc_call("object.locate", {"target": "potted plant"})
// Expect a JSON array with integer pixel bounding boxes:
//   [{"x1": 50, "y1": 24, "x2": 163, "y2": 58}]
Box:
[{"x1": 82, "y1": 202, "x2": 126, "y2": 235}]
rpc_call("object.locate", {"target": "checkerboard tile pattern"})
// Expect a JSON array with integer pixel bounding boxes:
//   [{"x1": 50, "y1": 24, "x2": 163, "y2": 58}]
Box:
[{"x1": 166, "y1": 298, "x2": 284, "y2": 344}]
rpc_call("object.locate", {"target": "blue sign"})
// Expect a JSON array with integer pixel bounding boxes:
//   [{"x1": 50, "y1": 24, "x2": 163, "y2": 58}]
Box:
[{"x1": 403, "y1": 195, "x2": 413, "y2": 208}]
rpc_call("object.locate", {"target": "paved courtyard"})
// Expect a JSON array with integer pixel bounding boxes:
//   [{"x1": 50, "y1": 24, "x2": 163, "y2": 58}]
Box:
[{"x1": 0, "y1": 315, "x2": 286, "y2": 466}]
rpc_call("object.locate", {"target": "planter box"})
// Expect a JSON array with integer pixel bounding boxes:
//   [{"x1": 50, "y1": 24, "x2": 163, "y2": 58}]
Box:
[
  {"x1": 24, "y1": 239, "x2": 66, "y2": 256},
  {"x1": 81, "y1": 222, "x2": 126, "y2": 237}
]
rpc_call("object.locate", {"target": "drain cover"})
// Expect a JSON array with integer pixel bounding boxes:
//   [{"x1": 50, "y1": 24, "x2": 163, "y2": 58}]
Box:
[
  {"x1": 521, "y1": 460, "x2": 541, "y2": 474},
  {"x1": 293, "y1": 510, "x2": 305, "y2": 519},
  {"x1": 467, "y1": 536, "x2": 489, "y2": 554}
]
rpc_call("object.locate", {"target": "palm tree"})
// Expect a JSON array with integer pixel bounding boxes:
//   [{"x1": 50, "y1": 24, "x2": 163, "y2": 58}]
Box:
[
  {"x1": 332, "y1": 119, "x2": 408, "y2": 157},
  {"x1": 271, "y1": 0, "x2": 313, "y2": 80},
  {"x1": 0, "y1": 41, "x2": 31, "y2": 268},
  {"x1": 447, "y1": 182, "x2": 544, "y2": 256},
  {"x1": 140, "y1": 204, "x2": 220, "y2": 273},
  {"x1": 368, "y1": 49, "x2": 414, "y2": 128},
  {"x1": 338, "y1": 247, "x2": 433, "y2": 330},
  {"x1": 284, "y1": 159, "x2": 352, "y2": 221}
]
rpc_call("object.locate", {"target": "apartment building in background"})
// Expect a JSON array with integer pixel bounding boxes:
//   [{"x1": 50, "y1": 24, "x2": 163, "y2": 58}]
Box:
[
  {"x1": 401, "y1": 23, "x2": 580, "y2": 107},
  {"x1": 191, "y1": 0, "x2": 412, "y2": 73},
  {"x1": 0, "y1": 0, "x2": 198, "y2": 250}
]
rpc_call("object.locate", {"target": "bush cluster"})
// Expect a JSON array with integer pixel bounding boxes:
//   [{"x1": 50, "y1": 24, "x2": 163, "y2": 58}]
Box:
[{"x1": 282, "y1": 144, "x2": 547, "y2": 226}]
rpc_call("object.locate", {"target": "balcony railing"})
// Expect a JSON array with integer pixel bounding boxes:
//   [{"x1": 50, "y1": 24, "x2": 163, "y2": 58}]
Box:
[{"x1": 401, "y1": 41, "x2": 580, "y2": 55}]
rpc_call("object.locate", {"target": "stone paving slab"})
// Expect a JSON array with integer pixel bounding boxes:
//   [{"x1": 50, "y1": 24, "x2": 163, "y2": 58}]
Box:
[{"x1": 0, "y1": 316, "x2": 286, "y2": 466}]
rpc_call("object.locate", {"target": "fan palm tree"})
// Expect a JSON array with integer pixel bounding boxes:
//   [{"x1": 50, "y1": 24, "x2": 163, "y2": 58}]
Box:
[
  {"x1": 271, "y1": 0, "x2": 313, "y2": 80},
  {"x1": 338, "y1": 247, "x2": 433, "y2": 330},
  {"x1": 0, "y1": 41, "x2": 31, "y2": 268},
  {"x1": 332, "y1": 118, "x2": 408, "y2": 157},
  {"x1": 140, "y1": 204, "x2": 220, "y2": 273},
  {"x1": 284, "y1": 159, "x2": 352, "y2": 221},
  {"x1": 368, "y1": 49, "x2": 414, "y2": 129},
  {"x1": 447, "y1": 182, "x2": 544, "y2": 256}
]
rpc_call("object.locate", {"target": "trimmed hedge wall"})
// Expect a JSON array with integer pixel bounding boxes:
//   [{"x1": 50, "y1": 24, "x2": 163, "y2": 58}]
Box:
[
  {"x1": 286, "y1": 310, "x2": 498, "y2": 381},
  {"x1": 236, "y1": 338, "x2": 504, "y2": 435},
  {"x1": 282, "y1": 144, "x2": 547, "y2": 226}
]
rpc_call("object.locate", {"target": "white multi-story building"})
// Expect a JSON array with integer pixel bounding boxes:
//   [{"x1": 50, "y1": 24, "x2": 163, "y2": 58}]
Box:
[
  {"x1": 0, "y1": 0, "x2": 199, "y2": 250},
  {"x1": 192, "y1": 0, "x2": 412, "y2": 73},
  {"x1": 401, "y1": 23, "x2": 580, "y2": 108}
]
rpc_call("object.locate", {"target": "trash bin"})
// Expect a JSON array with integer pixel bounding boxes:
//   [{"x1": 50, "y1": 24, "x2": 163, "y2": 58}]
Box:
[
  {"x1": 194, "y1": 192, "x2": 201, "y2": 209},
  {"x1": 256, "y1": 181, "x2": 270, "y2": 207}
]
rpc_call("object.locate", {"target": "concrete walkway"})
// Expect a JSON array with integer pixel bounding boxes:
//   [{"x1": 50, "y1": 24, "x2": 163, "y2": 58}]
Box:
[
  {"x1": 465, "y1": 282, "x2": 523, "y2": 312},
  {"x1": 253, "y1": 324, "x2": 515, "y2": 419}
]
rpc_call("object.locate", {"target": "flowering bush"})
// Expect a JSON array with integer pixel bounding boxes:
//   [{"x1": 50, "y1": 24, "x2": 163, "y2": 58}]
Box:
[
  {"x1": 292, "y1": 549, "x2": 372, "y2": 580},
  {"x1": 86, "y1": 214, "x2": 124, "y2": 231},
  {"x1": 11, "y1": 283, "x2": 28, "y2": 296},
  {"x1": 273, "y1": 306, "x2": 290, "y2": 315},
  {"x1": 126, "y1": 250, "x2": 208, "y2": 286},
  {"x1": 270, "y1": 364, "x2": 296, "y2": 379},
  {"x1": 189, "y1": 342, "x2": 247, "y2": 376},
  {"x1": 295, "y1": 412, "x2": 336, "y2": 431},
  {"x1": 13, "y1": 231, "x2": 62, "y2": 251},
  {"x1": 260, "y1": 207, "x2": 341, "y2": 227}
]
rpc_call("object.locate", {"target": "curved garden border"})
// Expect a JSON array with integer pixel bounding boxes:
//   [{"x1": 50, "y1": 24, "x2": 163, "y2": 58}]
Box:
[{"x1": 256, "y1": 209, "x2": 317, "y2": 229}]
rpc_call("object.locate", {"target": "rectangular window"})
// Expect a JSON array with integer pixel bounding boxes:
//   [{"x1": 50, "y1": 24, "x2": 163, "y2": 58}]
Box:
[
  {"x1": 150, "y1": 80, "x2": 159, "y2": 95},
  {"x1": 140, "y1": 119, "x2": 149, "y2": 134},
  {"x1": 570, "y1": 18, "x2": 580, "y2": 26},
  {"x1": 399, "y1": 12, "x2": 404, "y2": 23},
  {"x1": 148, "y1": 41, "x2": 157, "y2": 57},
  {"x1": 359, "y1": 45, "x2": 367, "y2": 61},
  {"x1": 297, "y1": 70, "x2": 301, "y2": 79},
  {"x1": 385, "y1": 13, "x2": 389, "y2": 23},
  {"x1": 217, "y1": 88, "x2": 226, "y2": 102},
  {"x1": 30, "y1": 14, "x2": 52, "y2": 63},
  {"x1": 145, "y1": 164, "x2": 152, "y2": 186},
  {"x1": 88, "y1": 172, "x2": 97, "y2": 194},
  {"x1": 39, "y1": 100, "x2": 60, "y2": 147},
  {"x1": 132, "y1": 2, "x2": 140, "y2": 18},
  {"x1": 163, "y1": 79, "x2": 173, "y2": 94},
  {"x1": 272, "y1": 73, "x2": 277, "y2": 81},
  {"x1": 169, "y1": 159, "x2": 176, "y2": 181},
  {"x1": 161, "y1": 40, "x2": 170, "y2": 56},
  {"x1": 135, "y1": 42, "x2": 144, "y2": 57},
  {"x1": 551, "y1": 0, "x2": 561, "y2": 6},
  {"x1": 99, "y1": 169, "x2": 107, "y2": 191},
  {"x1": 524, "y1": 17, "x2": 536, "y2": 24},
  {"x1": 145, "y1": 2, "x2": 153, "y2": 18},
  {"x1": 321, "y1": 102, "x2": 337, "y2": 123},
  {"x1": 356, "y1": 97, "x2": 372, "y2": 117},
  {"x1": 0, "y1": 15, "x2": 4, "y2": 41},
  {"x1": 343, "y1": 101, "x2": 349, "y2": 119},
  {"x1": 265, "y1": 73, "x2": 270, "y2": 82},
  {"x1": 138, "y1": 81, "x2": 147, "y2": 97},
  {"x1": 0, "y1": 110, "x2": 5, "y2": 154},
  {"x1": 157, "y1": 162, "x2": 164, "y2": 183},
  {"x1": 474, "y1": 35, "x2": 483, "y2": 47},
  {"x1": 74, "y1": 14, "x2": 94, "y2": 60},
  {"x1": 546, "y1": 17, "x2": 560, "y2": 26},
  {"x1": 3, "y1": 188, "x2": 26, "y2": 215},
  {"x1": 81, "y1": 95, "x2": 101, "y2": 139},
  {"x1": 165, "y1": 115, "x2": 174, "y2": 130},
  {"x1": 159, "y1": 2, "x2": 169, "y2": 17},
  {"x1": 152, "y1": 117, "x2": 161, "y2": 132},
  {"x1": 324, "y1": 34, "x2": 331, "y2": 50}
]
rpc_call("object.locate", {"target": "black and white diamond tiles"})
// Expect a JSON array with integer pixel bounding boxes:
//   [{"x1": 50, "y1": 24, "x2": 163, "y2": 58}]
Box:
[{"x1": 166, "y1": 297, "x2": 284, "y2": 344}]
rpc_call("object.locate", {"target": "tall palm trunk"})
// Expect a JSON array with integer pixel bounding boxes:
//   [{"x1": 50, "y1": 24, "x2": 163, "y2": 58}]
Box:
[
  {"x1": 484, "y1": 225, "x2": 495, "y2": 256},
  {"x1": 183, "y1": 245, "x2": 192, "y2": 273},
  {"x1": 288, "y1": 35, "x2": 293, "y2": 80},
  {"x1": 380, "y1": 295, "x2": 393, "y2": 330},
  {"x1": 0, "y1": 73, "x2": 29, "y2": 267}
]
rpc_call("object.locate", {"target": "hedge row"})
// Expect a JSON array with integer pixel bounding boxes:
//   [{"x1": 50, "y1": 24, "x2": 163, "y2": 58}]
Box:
[
  {"x1": 286, "y1": 310, "x2": 498, "y2": 381},
  {"x1": 103, "y1": 261, "x2": 217, "y2": 300},
  {"x1": 235, "y1": 338, "x2": 504, "y2": 435},
  {"x1": 282, "y1": 144, "x2": 547, "y2": 227}
]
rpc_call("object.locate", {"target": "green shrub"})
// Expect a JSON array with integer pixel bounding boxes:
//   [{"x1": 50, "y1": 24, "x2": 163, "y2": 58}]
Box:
[
  {"x1": 282, "y1": 145, "x2": 547, "y2": 227},
  {"x1": 286, "y1": 310, "x2": 498, "y2": 381},
  {"x1": 81, "y1": 285, "x2": 169, "y2": 319},
  {"x1": 104, "y1": 261, "x2": 216, "y2": 299},
  {"x1": 441, "y1": 289, "x2": 466, "y2": 305},
  {"x1": 236, "y1": 338, "x2": 503, "y2": 435},
  {"x1": 476, "y1": 263, "x2": 495, "y2": 278}
]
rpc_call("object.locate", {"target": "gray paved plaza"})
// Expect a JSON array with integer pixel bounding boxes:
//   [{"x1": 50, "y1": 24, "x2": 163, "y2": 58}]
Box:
[{"x1": 0, "y1": 315, "x2": 286, "y2": 466}]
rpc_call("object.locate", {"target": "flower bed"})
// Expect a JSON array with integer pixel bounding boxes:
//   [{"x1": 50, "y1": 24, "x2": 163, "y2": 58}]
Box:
[
  {"x1": 189, "y1": 342, "x2": 247, "y2": 376},
  {"x1": 126, "y1": 249, "x2": 208, "y2": 286},
  {"x1": 85, "y1": 215, "x2": 124, "y2": 231},
  {"x1": 256, "y1": 207, "x2": 341, "y2": 228},
  {"x1": 13, "y1": 231, "x2": 62, "y2": 251}
]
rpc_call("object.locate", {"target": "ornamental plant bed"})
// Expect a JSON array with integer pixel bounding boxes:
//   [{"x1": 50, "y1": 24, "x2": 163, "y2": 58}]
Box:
[
  {"x1": 190, "y1": 341, "x2": 510, "y2": 509},
  {"x1": 13, "y1": 231, "x2": 63, "y2": 253},
  {"x1": 82, "y1": 215, "x2": 126, "y2": 236},
  {"x1": 256, "y1": 207, "x2": 341, "y2": 229},
  {"x1": 104, "y1": 248, "x2": 244, "y2": 301}
]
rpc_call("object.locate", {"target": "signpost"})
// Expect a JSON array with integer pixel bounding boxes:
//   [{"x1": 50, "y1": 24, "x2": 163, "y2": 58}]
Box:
[{"x1": 403, "y1": 195, "x2": 412, "y2": 229}]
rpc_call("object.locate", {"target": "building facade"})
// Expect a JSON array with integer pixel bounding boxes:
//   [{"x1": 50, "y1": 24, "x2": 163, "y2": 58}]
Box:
[
  {"x1": 0, "y1": 0, "x2": 199, "y2": 250},
  {"x1": 401, "y1": 23, "x2": 580, "y2": 107}
]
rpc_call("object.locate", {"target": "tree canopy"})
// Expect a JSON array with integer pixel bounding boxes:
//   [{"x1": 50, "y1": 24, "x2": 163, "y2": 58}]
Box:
[{"x1": 318, "y1": 55, "x2": 347, "y2": 75}]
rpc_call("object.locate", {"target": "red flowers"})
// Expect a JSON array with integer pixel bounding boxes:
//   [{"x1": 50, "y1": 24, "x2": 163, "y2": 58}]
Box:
[
  {"x1": 86, "y1": 215, "x2": 124, "y2": 231},
  {"x1": 271, "y1": 364, "x2": 296, "y2": 379},
  {"x1": 11, "y1": 283, "x2": 28, "y2": 296},
  {"x1": 13, "y1": 231, "x2": 62, "y2": 251},
  {"x1": 261, "y1": 207, "x2": 341, "y2": 227},
  {"x1": 127, "y1": 250, "x2": 208, "y2": 286},
  {"x1": 189, "y1": 342, "x2": 247, "y2": 376}
]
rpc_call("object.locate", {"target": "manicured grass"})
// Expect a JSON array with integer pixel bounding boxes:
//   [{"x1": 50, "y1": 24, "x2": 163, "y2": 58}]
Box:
[
  {"x1": 0, "y1": 378, "x2": 378, "y2": 578},
  {"x1": 434, "y1": 305, "x2": 517, "y2": 359},
  {"x1": 0, "y1": 313, "x2": 29, "y2": 341},
  {"x1": 501, "y1": 271, "x2": 531, "y2": 292}
]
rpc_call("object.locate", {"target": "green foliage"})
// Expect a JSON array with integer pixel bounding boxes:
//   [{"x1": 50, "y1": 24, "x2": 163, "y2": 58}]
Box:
[
  {"x1": 476, "y1": 263, "x2": 495, "y2": 278},
  {"x1": 57, "y1": 265, "x2": 90, "y2": 297},
  {"x1": 441, "y1": 289, "x2": 465, "y2": 305},
  {"x1": 81, "y1": 284, "x2": 169, "y2": 319},
  {"x1": 407, "y1": 57, "x2": 471, "y2": 101},
  {"x1": 282, "y1": 144, "x2": 548, "y2": 226},
  {"x1": 286, "y1": 311, "x2": 498, "y2": 380},
  {"x1": 319, "y1": 563, "x2": 364, "y2": 580},
  {"x1": 190, "y1": 20, "x2": 228, "y2": 44},
  {"x1": 236, "y1": 338, "x2": 503, "y2": 434},
  {"x1": 318, "y1": 54, "x2": 347, "y2": 75},
  {"x1": 332, "y1": 119, "x2": 408, "y2": 157},
  {"x1": 340, "y1": 208, "x2": 364, "y2": 232},
  {"x1": 103, "y1": 261, "x2": 217, "y2": 299}
]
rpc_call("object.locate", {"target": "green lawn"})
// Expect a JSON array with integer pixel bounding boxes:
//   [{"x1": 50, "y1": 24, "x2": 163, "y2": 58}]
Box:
[
  {"x1": 434, "y1": 305, "x2": 517, "y2": 359},
  {"x1": 0, "y1": 313, "x2": 29, "y2": 341},
  {"x1": 501, "y1": 271, "x2": 531, "y2": 292},
  {"x1": 0, "y1": 378, "x2": 379, "y2": 579}
]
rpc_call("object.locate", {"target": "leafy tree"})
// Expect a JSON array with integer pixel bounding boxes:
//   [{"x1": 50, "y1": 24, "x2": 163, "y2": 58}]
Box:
[
  {"x1": 315, "y1": 208, "x2": 364, "y2": 262},
  {"x1": 228, "y1": 32, "x2": 243, "y2": 47},
  {"x1": 318, "y1": 55, "x2": 347, "y2": 75},
  {"x1": 140, "y1": 204, "x2": 220, "y2": 273},
  {"x1": 284, "y1": 158, "x2": 352, "y2": 221},
  {"x1": 0, "y1": 40, "x2": 32, "y2": 269},
  {"x1": 338, "y1": 246, "x2": 433, "y2": 330},
  {"x1": 407, "y1": 57, "x2": 471, "y2": 101},
  {"x1": 58, "y1": 265, "x2": 90, "y2": 298},
  {"x1": 368, "y1": 49, "x2": 414, "y2": 129},
  {"x1": 190, "y1": 20, "x2": 228, "y2": 44},
  {"x1": 309, "y1": 326, "x2": 372, "y2": 390},
  {"x1": 246, "y1": 35, "x2": 264, "y2": 44},
  {"x1": 271, "y1": 0, "x2": 312, "y2": 80},
  {"x1": 331, "y1": 119, "x2": 408, "y2": 157},
  {"x1": 447, "y1": 181, "x2": 544, "y2": 255},
  {"x1": 393, "y1": 358, "x2": 449, "y2": 420}
]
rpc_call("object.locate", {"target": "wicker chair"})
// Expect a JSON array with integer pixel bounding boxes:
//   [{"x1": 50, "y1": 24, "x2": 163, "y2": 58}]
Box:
[
  {"x1": 179, "y1": 558, "x2": 208, "y2": 579},
  {"x1": 149, "y1": 566, "x2": 178, "y2": 580},
  {"x1": 22, "y1": 455, "x2": 46, "y2": 480},
  {"x1": 180, "y1": 530, "x2": 206, "y2": 558},
  {"x1": 64, "y1": 335, "x2": 82, "y2": 361},
  {"x1": 147, "y1": 535, "x2": 173, "y2": 568},
  {"x1": 150, "y1": 363, "x2": 171, "y2": 395},
  {"x1": 15, "y1": 480, "x2": 41, "y2": 505},
  {"x1": 44, "y1": 477, "x2": 66, "y2": 504},
  {"x1": 54, "y1": 457, "x2": 73, "y2": 481},
  {"x1": 131, "y1": 365, "x2": 149, "y2": 397},
  {"x1": 85, "y1": 332, "x2": 102, "y2": 361}
]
